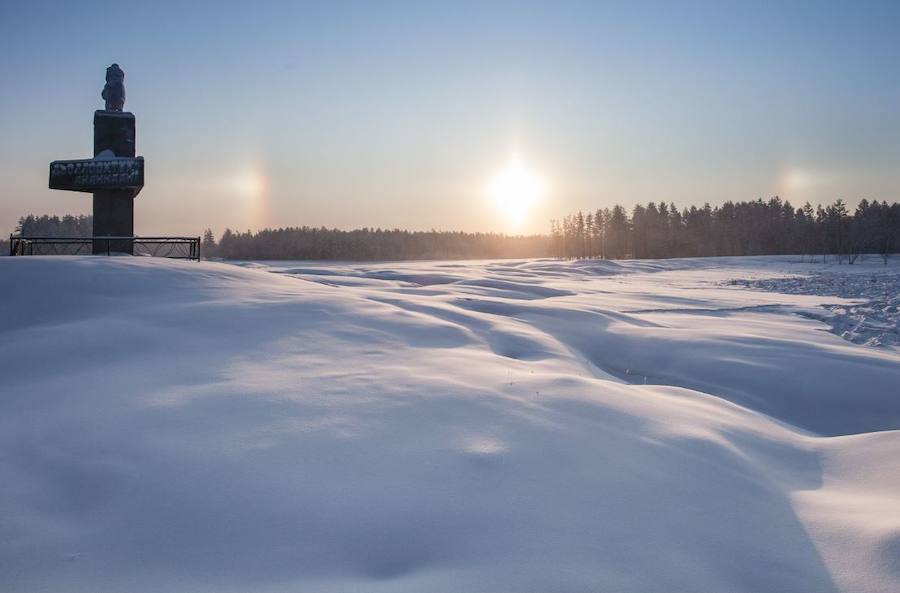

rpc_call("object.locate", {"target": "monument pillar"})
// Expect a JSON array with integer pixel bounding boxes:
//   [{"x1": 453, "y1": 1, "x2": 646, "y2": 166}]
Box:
[
  {"x1": 92, "y1": 111, "x2": 136, "y2": 254},
  {"x1": 47, "y1": 64, "x2": 145, "y2": 256}
]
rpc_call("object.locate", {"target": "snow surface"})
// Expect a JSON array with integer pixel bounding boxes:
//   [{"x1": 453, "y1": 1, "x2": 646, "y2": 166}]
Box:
[
  {"x1": 1, "y1": 255, "x2": 898, "y2": 593},
  {"x1": 727, "y1": 262, "x2": 900, "y2": 348}
]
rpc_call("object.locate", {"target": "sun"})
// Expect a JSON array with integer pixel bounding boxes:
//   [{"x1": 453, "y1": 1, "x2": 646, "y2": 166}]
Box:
[{"x1": 488, "y1": 159, "x2": 544, "y2": 229}]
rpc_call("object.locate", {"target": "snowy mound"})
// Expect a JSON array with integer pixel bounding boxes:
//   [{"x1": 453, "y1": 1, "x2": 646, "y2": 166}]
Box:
[{"x1": 1, "y1": 256, "x2": 898, "y2": 593}]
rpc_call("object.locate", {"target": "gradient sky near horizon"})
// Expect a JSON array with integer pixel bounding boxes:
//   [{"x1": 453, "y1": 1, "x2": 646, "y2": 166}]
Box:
[{"x1": 1, "y1": 1, "x2": 899, "y2": 236}]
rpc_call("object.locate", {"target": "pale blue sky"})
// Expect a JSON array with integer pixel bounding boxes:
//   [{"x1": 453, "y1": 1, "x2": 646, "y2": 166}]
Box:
[{"x1": 1, "y1": 1, "x2": 898, "y2": 235}]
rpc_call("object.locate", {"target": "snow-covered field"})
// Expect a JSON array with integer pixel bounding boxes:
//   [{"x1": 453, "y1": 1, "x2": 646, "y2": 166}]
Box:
[{"x1": 1, "y1": 255, "x2": 898, "y2": 593}]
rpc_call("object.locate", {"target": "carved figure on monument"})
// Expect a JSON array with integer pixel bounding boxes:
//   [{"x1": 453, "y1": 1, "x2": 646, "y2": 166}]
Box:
[{"x1": 101, "y1": 63, "x2": 126, "y2": 112}]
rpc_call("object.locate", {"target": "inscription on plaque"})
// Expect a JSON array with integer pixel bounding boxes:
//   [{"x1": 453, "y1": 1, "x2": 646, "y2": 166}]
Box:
[{"x1": 49, "y1": 157, "x2": 144, "y2": 192}]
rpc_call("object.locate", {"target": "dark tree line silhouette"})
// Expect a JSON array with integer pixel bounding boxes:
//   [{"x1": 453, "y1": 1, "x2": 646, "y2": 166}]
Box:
[
  {"x1": 2, "y1": 214, "x2": 94, "y2": 255},
  {"x1": 9, "y1": 199, "x2": 900, "y2": 263},
  {"x1": 13, "y1": 214, "x2": 94, "y2": 237},
  {"x1": 209, "y1": 227, "x2": 551, "y2": 260},
  {"x1": 552, "y1": 198, "x2": 900, "y2": 263}
]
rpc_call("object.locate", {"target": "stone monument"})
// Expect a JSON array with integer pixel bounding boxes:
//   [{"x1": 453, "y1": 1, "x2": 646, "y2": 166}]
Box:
[{"x1": 48, "y1": 64, "x2": 144, "y2": 254}]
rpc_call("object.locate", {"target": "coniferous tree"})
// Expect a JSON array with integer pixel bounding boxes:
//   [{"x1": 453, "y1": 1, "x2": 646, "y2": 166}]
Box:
[
  {"x1": 592, "y1": 210, "x2": 604, "y2": 258},
  {"x1": 202, "y1": 228, "x2": 217, "y2": 257},
  {"x1": 607, "y1": 205, "x2": 629, "y2": 259},
  {"x1": 631, "y1": 204, "x2": 647, "y2": 259}
]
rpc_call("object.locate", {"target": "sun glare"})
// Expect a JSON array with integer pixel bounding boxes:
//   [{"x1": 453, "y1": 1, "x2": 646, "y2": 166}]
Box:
[
  {"x1": 488, "y1": 159, "x2": 544, "y2": 229},
  {"x1": 235, "y1": 170, "x2": 266, "y2": 199}
]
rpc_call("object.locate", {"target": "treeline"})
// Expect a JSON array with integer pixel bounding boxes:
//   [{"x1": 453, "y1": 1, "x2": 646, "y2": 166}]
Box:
[
  {"x1": 552, "y1": 198, "x2": 900, "y2": 263},
  {"x1": 14, "y1": 214, "x2": 93, "y2": 237},
  {"x1": 209, "y1": 227, "x2": 552, "y2": 260},
  {"x1": 3, "y1": 214, "x2": 93, "y2": 255},
  {"x1": 10, "y1": 199, "x2": 900, "y2": 263}
]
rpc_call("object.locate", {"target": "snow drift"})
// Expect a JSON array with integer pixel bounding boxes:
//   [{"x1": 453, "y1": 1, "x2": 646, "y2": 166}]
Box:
[{"x1": 1, "y1": 255, "x2": 898, "y2": 593}]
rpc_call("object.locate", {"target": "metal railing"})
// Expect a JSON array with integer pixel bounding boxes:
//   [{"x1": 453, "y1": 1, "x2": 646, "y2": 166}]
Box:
[{"x1": 9, "y1": 235, "x2": 201, "y2": 261}]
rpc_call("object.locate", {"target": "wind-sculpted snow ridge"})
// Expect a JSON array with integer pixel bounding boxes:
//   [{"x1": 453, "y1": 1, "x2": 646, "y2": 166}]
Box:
[{"x1": 1, "y1": 256, "x2": 898, "y2": 593}]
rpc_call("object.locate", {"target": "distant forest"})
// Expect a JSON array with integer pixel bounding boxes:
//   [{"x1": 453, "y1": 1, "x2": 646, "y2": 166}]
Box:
[
  {"x1": 13, "y1": 214, "x2": 93, "y2": 237},
  {"x1": 3, "y1": 216, "x2": 549, "y2": 260},
  {"x1": 9, "y1": 197, "x2": 900, "y2": 262},
  {"x1": 553, "y1": 198, "x2": 900, "y2": 263},
  {"x1": 210, "y1": 228, "x2": 550, "y2": 261},
  {"x1": 2, "y1": 214, "x2": 94, "y2": 255}
]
